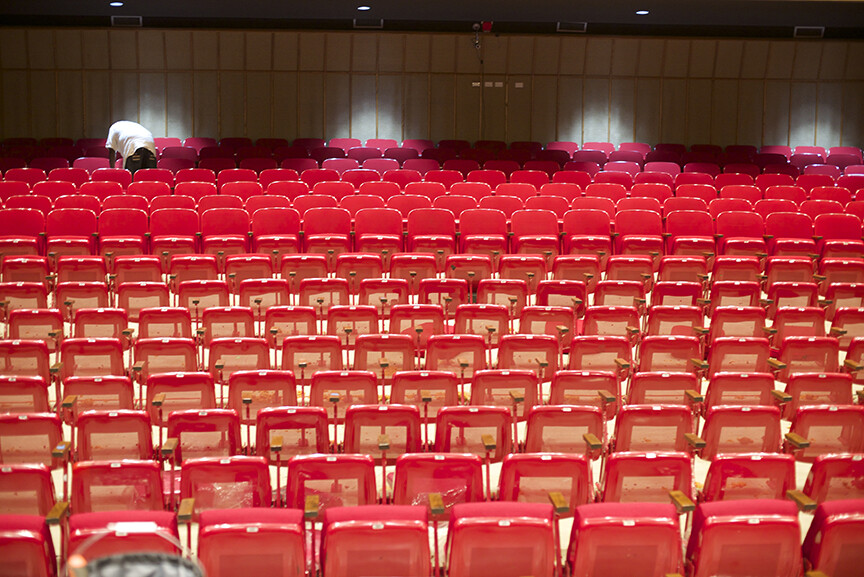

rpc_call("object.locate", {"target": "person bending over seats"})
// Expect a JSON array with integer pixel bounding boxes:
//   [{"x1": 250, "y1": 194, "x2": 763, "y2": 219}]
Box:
[{"x1": 106, "y1": 120, "x2": 158, "y2": 174}]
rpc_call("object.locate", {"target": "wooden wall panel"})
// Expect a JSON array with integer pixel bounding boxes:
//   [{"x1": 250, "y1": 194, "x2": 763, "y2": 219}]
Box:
[
  {"x1": 166, "y1": 71, "x2": 194, "y2": 138},
  {"x1": 324, "y1": 72, "x2": 350, "y2": 140},
  {"x1": 763, "y1": 80, "x2": 791, "y2": 145},
  {"x1": 404, "y1": 73, "x2": 431, "y2": 139},
  {"x1": 816, "y1": 83, "x2": 843, "y2": 150},
  {"x1": 556, "y1": 76, "x2": 583, "y2": 143},
  {"x1": 350, "y1": 73, "x2": 377, "y2": 139},
  {"x1": 377, "y1": 74, "x2": 404, "y2": 140},
  {"x1": 582, "y1": 77, "x2": 610, "y2": 142},
  {"x1": 530, "y1": 76, "x2": 558, "y2": 144},
  {"x1": 427, "y1": 73, "x2": 455, "y2": 142},
  {"x1": 0, "y1": 27, "x2": 861, "y2": 149},
  {"x1": 30, "y1": 71, "x2": 57, "y2": 137},
  {"x1": 246, "y1": 71, "x2": 272, "y2": 138},
  {"x1": 609, "y1": 78, "x2": 635, "y2": 145},
  {"x1": 711, "y1": 79, "x2": 739, "y2": 147},
  {"x1": 633, "y1": 78, "x2": 661, "y2": 145},
  {"x1": 789, "y1": 82, "x2": 818, "y2": 146},
  {"x1": 56, "y1": 71, "x2": 84, "y2": 139},
  {"x1": 272, "y1": 71, "x2": 299, "y2": 138},
  {"x1": 686, "y1": 79, "x2": 713, "y2": 144},
  {"x1": 139, "y1": 72, "x2": 166, "y2": 137}
]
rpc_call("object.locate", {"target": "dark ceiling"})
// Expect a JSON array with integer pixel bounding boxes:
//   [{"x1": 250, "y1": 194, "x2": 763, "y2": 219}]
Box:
[{"x1": 1, "y1": 0, "x2": 863, "y2": 38}]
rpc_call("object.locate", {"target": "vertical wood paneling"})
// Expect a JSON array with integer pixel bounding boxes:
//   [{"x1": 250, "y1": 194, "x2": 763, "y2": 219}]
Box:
[
  {"x1": 246, "y1": 71, "x2": 272, "y2": 138},
  {"x1": 499, "y1": 75, "x2": 533, "y2": 141},
  {"x1": 297, "y1": 72, "x2": 324, "y2": 138},
  {"x1": 56, "y1": 71, "x2": 84, "y2": 138},
  {"x1": 530, "y1": 76, "x2": 558, "y2": 144},
  {"x1": 737, "y1": 79, "x2": 764, "y2": 146},
  {"x1": 789, "y1": 82, "x2": 818, "y2": 146},
  {"x1": 272, "y1": 71, "x2": 299, "y2": 138},
  {"x1": 192, "y1": 71, "x2": 219, "y2": 137},
  {"x1": 609, "y1": 78, "x2": 635, "y2": 145},
  {"x1": 140, "y1": 73, "x2": 166, "y2": 136},
  {"x1": 428, "y1": 74, "x2": 455, "y2": 142},
  {"x1": 660, "y1": 79, "x2": 687, "y2": 143},
  {"x1": 404, "y1": 73, "x2": 431, "y2": 139},
  {"x1": 377, "y1": 75, "x2": 403, "y2": 140},
  {"x1": 711, "y1": 79, "x2": 739, "y2": 146},
  {"x1": 582, "y1": 78, "x2": 610, "y2": 142},
  {"x1": 30, "y1": 71, "x2": 57, "y2": 137},
  {"x1": 351, "y1": 74, "x2": 378, "y2": 140},
  {"x1": 686, "y1": 79, "x2": 713, "y2": 144},
  {"x1": 556, "y1": 77, "x2": 583, "y2": 143},
  {"x1": 166, "y1": 71, "x2": 194, "y2": 138},
  {"x1": 0, "y1": 29, "x2": 861, "y2": 147},
  {"x1": 324, "y1": 72, "x2": 350, "y2": 140},
  {"x1": 763, "y1": 80, "x2": 791, "y2": 145},
  {"x1": 815, "y1": 83, "x2": 842, "y2": 150},
  {"x1": 633, "y1": 78, "x2": 662, "y2": 144}
]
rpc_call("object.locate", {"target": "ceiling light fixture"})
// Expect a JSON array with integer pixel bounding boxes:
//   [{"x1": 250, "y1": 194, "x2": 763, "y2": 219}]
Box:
[
  {"x1": 636, "y1": 10, "x2": 649, "y2": 15},
  {"x1": 357, "y1": 5, "x2": 371, "y2": 10},
  {"x1": 109, "y1": 1, "x2": 124, "y2": 6}
]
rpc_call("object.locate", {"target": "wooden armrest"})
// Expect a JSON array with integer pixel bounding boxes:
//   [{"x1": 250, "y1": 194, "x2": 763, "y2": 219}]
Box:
[
  {"x1": 509, "y1": 390, "x2": 525, "y2": 403},
  {"x1": 547, "y1": 491, "x2": 569, "y2": 515},
  {"x1": 457, "y1": 357, "x2": 469, "y2": 368},
  {"x1": 771, "y1": 389, "x2": 792, "y2": 403},
  {"x1": 241, "y1": 394, "x2": 253, "y2": 405},
  {"x1": 46, "y1": 501, "x2": 69, "y2": 525},
  {"x1": 785, "y1": 432, "x2": 810, "y2": 449},
  {"x1": 50, "y1": 362, "x2": 62, "y2": 375},
  {"x1": 805, "y1": 571, "x2": 830, "y2": 577},
  {"x1": 597, "y1": 389, "x2": 616, "y2": 404},
  {"x1": 270, "y1": 435, "x2": 283, "y2": 453},
  {"x1": 829, "y1": 327, "x2": 847, "y2": 337},
  {"x1": 421, "y1": 390, "x2": 433, "y2": 403},
  {"x1": 162, "y1": 437, "x2": 179, "y2": 457},
  {"x1": 152, "y1": 392, "x2": 166, "y2": 407},
  {"x1": 428, "y1": 492, "x2": 445, "y2": 516},
  {"x1": 669, "y1": 490, "x2": 695, "y2": 514},
  {"x1": 481, "y1": 434, "x2": 496, "y2": 452},
  {"x1": 696, "y1": 274, "x2": 710, "y2": 281},
  {"x1": 121, "y1": 327, "x2": 134, "y2": 337},
  {"x1": 61, "y1": 395, "x2": 77, "y2": 409},
  {"x1": 844, "y1": 359, "x2": 864, "y2": 372},
  {"x1": 378, "y1": 434, "x2": 390, "y2": 451},
  {"x1": 178, "y1": 498, "x2": 194, "y2": 523},
  {"x1": 556, "y1": 324, "x2": 570, "y2": 335},
  {"x1": 761, "y1": 326, "x2": 778, "y2": 335},
  {"x1": 304, "y1": 494, "x2": 320, "y2": 519},
  {"x1": 214, "y1": 359, "x2": 225, "y2": 370},
  {"x1": 690, "y1": 358, "x2": 709, "y2": 371},
  {"x1": 52, "y1": 441, "x2": 70, "y2": 459},
  {"x1": 766, "y1": 358, "x2": 786, "y2": 370},
  {"x1": 693, "y1": 326, "x2": 709, "y2": 335},
  {"x1": 626, "y1": 325, "x2": 640, "y2": 334},
  {"x1": 665, "y1": 574, "x2": 686, "y2": 577},
  {"x1": 857, "y1": 390, "x2": 864, "y2": 403},
  {"x1": 684, "y1": 433, "x2": 706, "y2": 449},
  {"x1": 685, "y1": 389, "x2": 704, "y2": 403},
  {"x1": 328, "y1": 392, "x2": 341, "y2": 403},
  {"x1": 582, "y1": 433, "x2": 602, "y2": 451},
  {"x1": 132, "y1": 360, "x2": 145, "y2": 373},
  {"x1": 787, "y1": 489, "x2": 817, "y2": 512},
  {"x1": 614, "y1": 357, "x2": 630, "y2": 370},
  {"x1": 696, "y1": 299, "x2": 711, "y2": 307},
  {"x1": 813, "y1": 274, "x2": 827, "y2": 281}
]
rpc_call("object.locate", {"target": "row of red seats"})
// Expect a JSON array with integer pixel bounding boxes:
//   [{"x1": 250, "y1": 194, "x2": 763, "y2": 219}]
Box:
[
  {"x1": 4, "y1": 161, "x2": 864, "y2": 195},
  {"x1": 4, "y1": 469, "x2": 861, "y2": 577}
]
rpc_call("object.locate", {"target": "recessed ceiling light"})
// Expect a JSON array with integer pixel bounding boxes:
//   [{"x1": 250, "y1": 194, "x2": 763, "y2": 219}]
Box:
[
  {"x1": 636, "y1": 9, "x2": 649, "y2": 15},
  {"x1": 109, "y1": 1, "x2": 124, "y2": 6},
  {"x1": 357, "y1": 5, "x2": 371, "y2": 10}
]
